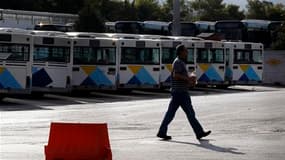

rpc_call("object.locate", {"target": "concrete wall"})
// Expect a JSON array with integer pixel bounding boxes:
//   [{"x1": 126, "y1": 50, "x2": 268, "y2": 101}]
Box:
[{"x1": 263, "y1": 50, "x2": 285, "y2": 85}]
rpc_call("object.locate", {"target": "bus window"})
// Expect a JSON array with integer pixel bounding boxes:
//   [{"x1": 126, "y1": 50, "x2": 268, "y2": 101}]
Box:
[
  {"x1": 211, "y1": 49, "x2": 224, "y2": 63},
  {"x1": 74, "y1": 47, "x2": 94, "y2": 64},
  {"x1": 225, "y1": 48, "x2": 230, "y2": 65},
  {"x1": 121, "y1": 48, "x2": 160, "y2": 64},
  {"x1": 162, "y1": 48, "x2": 176, "y2": 64},
  {"x1": 252, "y1": 50, "x2": 262, "y2": 64},
  {"x1": 187, "y1": 48, "x2": 194, "y2": 64},
  {"x1": 197, "y1": 48, "x2": 209, "y2": 63},
  {"x1": 34, "y1": 46, "x2": 70, "y2": 63},
  {"x1": 34, "y1": 24, "x2": 74, "y2": 32},
  {"x1": 150, "y1": 49, "x2": 160, "y2": 64},
  {"x1": 74, "y1": 47, "x2": 115, "y2": 65},
  {"x1": 96, "y1": 48, "x2": 116, "y2": 64},
  {"x1": 0, "y1": 44, "x2": 30, "y2": 61},
  {"x1": 234, "y1": 50, "x2": 250, "y2": 64}
]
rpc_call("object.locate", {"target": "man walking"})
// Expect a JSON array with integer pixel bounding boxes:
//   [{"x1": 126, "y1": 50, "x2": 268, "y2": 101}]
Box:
[{"x1": 157, "y1": 44, "x2": 211, "y2": 140}]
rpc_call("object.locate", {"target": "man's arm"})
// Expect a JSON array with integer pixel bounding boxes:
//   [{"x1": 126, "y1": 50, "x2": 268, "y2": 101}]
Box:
[{"x1": 172, "y1": 71, "x2": 189, "y2": 82}]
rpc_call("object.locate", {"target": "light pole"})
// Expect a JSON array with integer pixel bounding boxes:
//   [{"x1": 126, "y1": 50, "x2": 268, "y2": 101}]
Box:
[{"x1": 172, "y1": 0, "x2": 181, "y2": 36}]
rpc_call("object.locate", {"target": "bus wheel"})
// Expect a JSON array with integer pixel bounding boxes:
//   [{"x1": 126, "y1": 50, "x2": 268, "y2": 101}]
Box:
[
  {"x1": 31, "y1": 92, "x2": 45, "y2": 98},
  {"x1": 117, "y1": 89, "x2": 133, "y2": 94},
  {"x1": 216, "y1": 85, "x2": 230, "y2": 89}
]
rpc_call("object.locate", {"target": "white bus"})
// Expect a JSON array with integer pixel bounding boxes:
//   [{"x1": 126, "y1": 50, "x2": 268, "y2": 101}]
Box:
[
  {"x1": 67, "y1": 32, "x2": 117, "y2": 91},
  {"x1": 0, "y1": 28, "x2": 33, "y2": 96},
  {"x1": 195, "y1": 40, "x2": 227, "y2": 86},
  {"x1": 224, "y1": 41, "x2": 263, "y2": 84},
  {"x1": 159, "y1": 38, "x2": 197, "y2": 88},
  {"x1": 31, "y1": 31, "x2": 72, "y2": 93},
  {"x1": 138, "y1": 35, "x2": 201, "y2": 88},
  {"x1": 117, "y1": 37, "x2": 161, "y2": 89}
]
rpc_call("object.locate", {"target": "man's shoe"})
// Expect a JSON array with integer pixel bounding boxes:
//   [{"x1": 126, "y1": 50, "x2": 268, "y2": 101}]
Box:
[
  {"x1": 197, "y1": 130, "x2": 211, "y2": 140},
  {"x1": 157, "y1": 133, "x2": 172, "y2": 140}
]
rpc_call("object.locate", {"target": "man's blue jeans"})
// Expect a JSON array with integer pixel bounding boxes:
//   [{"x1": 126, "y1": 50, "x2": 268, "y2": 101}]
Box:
[{"x1": 158, "y1": 91, "x2": 204, "y2": 137}]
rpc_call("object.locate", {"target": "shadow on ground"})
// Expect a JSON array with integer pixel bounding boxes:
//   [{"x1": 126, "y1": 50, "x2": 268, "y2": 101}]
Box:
[{"x1": 168, "y1": 139, "x2": 245, "y2": 155}]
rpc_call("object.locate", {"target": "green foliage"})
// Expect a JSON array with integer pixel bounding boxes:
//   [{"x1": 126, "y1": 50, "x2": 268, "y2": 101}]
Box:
[
  {"x1": 224, "y1": 5, "x2": 245, "y2": 20},
  {"x1": 190, "y1": 0, "x2": 244, "y2": 21},
  {"x1": 75, "y1": 0, "x2": 105, "y2": 32},
  {"x1": 134, "y1": 0, "x2": 162, "y2": 20},
  {"x1": 1, "y1": 0, "x2": 285, "y2": 34},
  {"x1": 246, "y1": 0, "x2": 285, "y2": 20},
  {"x1": 271, "y1": 24, "x2": 285, "y2": 50}
]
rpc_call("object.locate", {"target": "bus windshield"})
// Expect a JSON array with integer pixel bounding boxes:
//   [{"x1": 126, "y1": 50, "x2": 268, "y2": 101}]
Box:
[
  {"x1": 33, "y1": 46, "x2": 70, "y2": 63},
  {"x1": 34, "y1": 24, "x2": 74, "y2": 32},
  {"x1": 0, "y1": 43, "x2": 30, "y2": 61},
  {"x1": 162, "y1": 48, "x2": 194, "y2": 64},
  {"x1": 215, "y1": 22, "x2": 245, "y2": 40},
  {"x1": 234, "y1": 50, "x2": 262, "y2": 64},
  {"x1": 197, "y1": 48, "x2": 224, "y2": 63},
  {"x1": 73, "y1": 47, "x2": 116, "y2": 65},
  {"x1": 115, "y1": 22, "x2": 142, "y2": 34},
  {"x1": 121, "y1": 48, "x2": 159, "y2": 65},
  {"x1": 181, "y1": 23, "x2": 197, "y2": 36}
]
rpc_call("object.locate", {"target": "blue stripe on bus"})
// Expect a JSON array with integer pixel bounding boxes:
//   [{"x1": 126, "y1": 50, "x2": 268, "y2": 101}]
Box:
[
  {"x1": 32, "y1": 68, "x2": 53, "y2": 87},
  {"x1": 205, "y1": 66, "x2": 223, "y2": 81},
  {"x1": 81, "y1": 76, "x2": 96, "y2": 86},
  {"x1": 89, "y1": 68, "x2": 112, "y2": 86},
  {"x1": 0, "y1": 68, "x2": 22, "y2": 89},
  {"x1": 245, "y1": 66, "x2": 260, "y2": 81},
  {"x1": 134, "y1": 67, "x2": 156, "y2": 85}
]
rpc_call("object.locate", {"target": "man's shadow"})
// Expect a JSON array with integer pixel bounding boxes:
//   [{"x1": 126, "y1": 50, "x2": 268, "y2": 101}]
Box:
[{"x1": 166, "y1": 139, "x2": 245, "y2": 155}]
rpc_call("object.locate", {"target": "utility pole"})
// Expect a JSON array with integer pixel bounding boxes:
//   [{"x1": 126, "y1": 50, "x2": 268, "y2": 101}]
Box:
[{"x1": 172, "y1": 0, "x2": 181, "y2": 36}]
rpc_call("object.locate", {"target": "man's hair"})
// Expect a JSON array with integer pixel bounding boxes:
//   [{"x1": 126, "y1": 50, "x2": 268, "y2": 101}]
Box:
[{"x1": 176, "y1": 44, "x2": 185, "y2": 55}]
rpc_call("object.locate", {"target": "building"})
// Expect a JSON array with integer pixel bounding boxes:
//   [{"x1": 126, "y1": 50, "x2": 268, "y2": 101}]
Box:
[{"x1": 0, "y1": 9, "x2": 78, "y2": 30}]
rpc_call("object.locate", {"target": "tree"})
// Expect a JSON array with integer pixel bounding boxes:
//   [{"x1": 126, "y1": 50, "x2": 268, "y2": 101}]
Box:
[
  {"x1": 134, "y1": 0, "x2": 162, "y2": 20},
  {"x1": 102, "y1": 0, "x2": 137, "y2": 21},
  {"x1": 271, "y1": 24, "x2": 285, "y2": 50},
  {"x1": 224, "y1": 4, "x2": 245, "y2": 20},
  {"x1": 160, "y1": 0, "x2": 193, "y2": 21},
  {"x1": 75, "y1": 0, "x2": 105, "y2": 32},
  {"x1": 189, "y1": 0, "x2": 228, "y2": 21},
  {"x1": 246, "y1": 0, "x2": 285, "y2": 20}
]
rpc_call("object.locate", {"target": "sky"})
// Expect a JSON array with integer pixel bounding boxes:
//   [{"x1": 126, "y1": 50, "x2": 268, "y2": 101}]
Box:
[
  {"x1": 223, "y1": 0, "x2": 285, "y2": 10},
  {"x1": 159, "y1": 0, "x2": 285, "y2": 10}
]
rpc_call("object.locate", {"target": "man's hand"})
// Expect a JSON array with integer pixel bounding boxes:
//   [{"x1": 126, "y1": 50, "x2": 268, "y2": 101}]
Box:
[{"x1": 188, "y1": 73, "x2": 197, "y2": 87}]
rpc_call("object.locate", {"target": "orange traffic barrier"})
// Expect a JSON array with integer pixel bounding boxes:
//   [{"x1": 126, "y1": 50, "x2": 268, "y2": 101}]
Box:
[{"x1": 45, "y1": 122, "x2": 112, "y2": 160}]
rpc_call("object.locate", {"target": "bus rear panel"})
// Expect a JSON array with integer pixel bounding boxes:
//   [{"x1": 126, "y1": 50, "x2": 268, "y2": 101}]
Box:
[
  {"x1": 118, "y1": 38, "x2": 160, "y2": 89},
  {"x1": 32, "y1": 32, "x2": 72, "y2": 93},
  {"x1": 71, "y1": 36, "x2": 117, "y2": 91},
  {"x1": 225, "y1": 42, "x2": 263, "y2": 84},
  {"x1": 0, "y1": 29, "x2": 32, "y2": 95},
  {"x1": 195, "y1": 41, "x2": 226, "y2": 85}
]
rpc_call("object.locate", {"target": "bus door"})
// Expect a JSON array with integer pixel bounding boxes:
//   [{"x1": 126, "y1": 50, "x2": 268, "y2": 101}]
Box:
[
  {"x1": 0, "y1": 29, "x2": 32, "y2": 95},
  {"x1": 72, "y1": 37, "x2": 117, "y2": 91},
  {"x1": 196, "y1": 41, "x2": 226, "y2": 85},
  {"x1": 118, "y1": 39, "x2": 160, "y2": 89},
  {"x1": 231, "y1": 43, "x2": 263, "y2": 84},
  {"x1": 32, "y1": 34, "x2": 72, "y2": 93}
]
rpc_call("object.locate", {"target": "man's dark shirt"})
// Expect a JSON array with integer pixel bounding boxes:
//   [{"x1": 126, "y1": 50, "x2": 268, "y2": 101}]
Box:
[{"x1": 171, "y1": 57, "x2": 188, "y2": 92}]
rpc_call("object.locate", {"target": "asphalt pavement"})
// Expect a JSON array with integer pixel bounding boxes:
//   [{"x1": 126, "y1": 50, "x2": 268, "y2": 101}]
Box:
[{"x1": 1, "y1": 86, "x2": 285, "y2": 160}]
